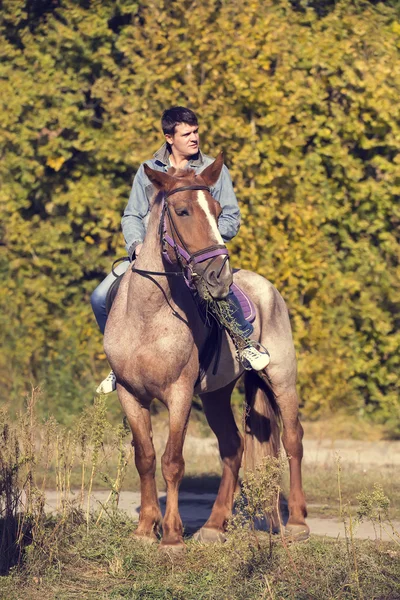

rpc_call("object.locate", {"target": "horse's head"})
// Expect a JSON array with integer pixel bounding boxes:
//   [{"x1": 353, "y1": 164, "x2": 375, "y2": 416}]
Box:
[{"x1": 144, "y1": 153, "x2": 233, "y2": 300}]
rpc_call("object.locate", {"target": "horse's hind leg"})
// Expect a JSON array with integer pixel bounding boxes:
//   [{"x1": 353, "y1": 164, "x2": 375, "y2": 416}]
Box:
[
  {"x1": 117, "y1": 384, "x2": 162, "y2": 542},
  {"x1": 194, "y1": 381, "x2": 243, "y2": 543},
  {"x1": 275, "y1": 384, "x2": 309, "y2": 540},
  {"x1": 255, "y1": 284, "x2": 309, "y2": 540}
]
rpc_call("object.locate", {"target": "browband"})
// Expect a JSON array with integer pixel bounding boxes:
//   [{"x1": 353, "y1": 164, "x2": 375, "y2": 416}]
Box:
[{"x1": 165, "y1": 185, "x2": 210, "y2": 198}]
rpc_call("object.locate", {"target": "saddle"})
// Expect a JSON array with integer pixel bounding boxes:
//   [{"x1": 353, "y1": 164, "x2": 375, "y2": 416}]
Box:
[{"x1": 105, "y1": 270, "x2": 256, "y2": 386}]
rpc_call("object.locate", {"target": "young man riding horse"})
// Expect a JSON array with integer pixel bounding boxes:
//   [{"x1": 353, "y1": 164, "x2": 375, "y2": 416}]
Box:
[
  {"x1": 100, "y1": 129, "x2": 309, "y2": 549},
  {"x1": 92, "y1": 106, "x2": 270, "y2": 393}
]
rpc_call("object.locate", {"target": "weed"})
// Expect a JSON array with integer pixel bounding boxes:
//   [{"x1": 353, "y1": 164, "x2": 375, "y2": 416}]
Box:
[
  {"x1": 0, "y1": 407, "x2": 23, "y2": 574},
  {"x1": 356, "y1": 484, "x2": 400, "y2": 548}
]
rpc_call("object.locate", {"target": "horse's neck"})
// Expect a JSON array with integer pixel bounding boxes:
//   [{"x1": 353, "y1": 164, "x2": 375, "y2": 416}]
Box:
[
  {"x1": 123, "y1": 193, "x2": 205, "y2": 351},
  {"x1": 126, "y1": 195, "x2": 177, "y2": 311}
]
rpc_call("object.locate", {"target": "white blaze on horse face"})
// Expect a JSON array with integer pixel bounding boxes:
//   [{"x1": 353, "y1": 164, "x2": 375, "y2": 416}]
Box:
[{"x1": 196, "y1": 191, "x2": 224, "y2": 245}]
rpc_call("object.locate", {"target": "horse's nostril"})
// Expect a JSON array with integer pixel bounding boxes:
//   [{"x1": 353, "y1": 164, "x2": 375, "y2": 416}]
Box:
[
  {"x1": 209, "y1": 270, "x2": 218, "y2": 283},
  {"x1": 205, "y1": 269, "x2": 232, "y2": 293},
  {"x1": 200, "y1": 256, "x2": 232, "y2": 291}
]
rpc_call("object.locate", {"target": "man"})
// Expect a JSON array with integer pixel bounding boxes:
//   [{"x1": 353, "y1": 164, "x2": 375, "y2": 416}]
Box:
[{"x1": 92, "y1": 106, "x2": 270, "y2": 393}]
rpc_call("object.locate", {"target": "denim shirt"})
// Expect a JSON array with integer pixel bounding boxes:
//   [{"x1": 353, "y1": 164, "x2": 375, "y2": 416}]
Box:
[{"x1": 121, "y1": 143, "x2": 241, "y2": 256}]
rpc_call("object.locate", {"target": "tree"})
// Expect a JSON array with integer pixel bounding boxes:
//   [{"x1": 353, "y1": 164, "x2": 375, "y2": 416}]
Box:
[{"x1": 0, "y1": 0, "x2": 399, "y2": 431}]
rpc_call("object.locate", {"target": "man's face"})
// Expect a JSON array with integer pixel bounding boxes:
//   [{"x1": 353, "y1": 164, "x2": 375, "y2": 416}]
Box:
[{"x1": 165, "y1": 122, "x2": 200, "y2": 157}]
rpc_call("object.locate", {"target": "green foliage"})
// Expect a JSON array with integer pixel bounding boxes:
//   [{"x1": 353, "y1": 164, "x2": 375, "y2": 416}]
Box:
[{"x1": 0, "y1": 0, "x2": 399, "y2": 429}]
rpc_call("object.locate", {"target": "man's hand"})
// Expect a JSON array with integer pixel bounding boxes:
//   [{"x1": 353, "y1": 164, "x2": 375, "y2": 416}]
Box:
[{"x1": 135, "y1": 243, "x2": 143, "y2": 256}]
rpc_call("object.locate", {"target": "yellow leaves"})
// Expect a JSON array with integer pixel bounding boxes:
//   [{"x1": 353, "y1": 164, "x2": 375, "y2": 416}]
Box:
[
  {"x1": 46, "y1": 156, "x2": 65, "y2": 171},
  {"x1": 392, "y1": 21, "x2": 400, "y2": 36},
  {"x1": 0, "y1": 0, "x2": 399, "y2": 427}
]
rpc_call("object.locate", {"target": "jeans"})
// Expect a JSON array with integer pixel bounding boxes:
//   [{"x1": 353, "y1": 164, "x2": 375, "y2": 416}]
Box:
[
  {"x1": 90, "y1": 261, "x2": 253, "y2": 338},
  {"x1": 90, "y1": 260, "x2": 130, "y2": 334},
  {"x1": 226, "y1": 290, "x2": 254, "y2": 337}
]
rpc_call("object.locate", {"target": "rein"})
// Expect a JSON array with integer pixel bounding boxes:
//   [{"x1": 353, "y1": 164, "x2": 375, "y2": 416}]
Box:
[{"x1": 131, "y1": 185, "x2": 229, "y2": 288}]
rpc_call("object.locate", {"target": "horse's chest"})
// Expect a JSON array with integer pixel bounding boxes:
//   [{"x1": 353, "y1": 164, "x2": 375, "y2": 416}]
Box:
[
  {"x1": 126, "y1": 340, "x2": 197, "y2": 400},
  {"x1": 108, "y1": 316, "x2": 195, "y2": 382}
]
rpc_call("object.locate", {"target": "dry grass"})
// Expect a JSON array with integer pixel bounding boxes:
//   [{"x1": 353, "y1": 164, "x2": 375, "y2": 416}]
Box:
[
  {"x1": 1, "y1": 389, "x2": 400, "y2": 599},
  {"x1": 302, "y1": 414, "x2": 389, "y2": 442},
  {"x1": 0, "y1": 510, "x2": 399, "y2": 600}
]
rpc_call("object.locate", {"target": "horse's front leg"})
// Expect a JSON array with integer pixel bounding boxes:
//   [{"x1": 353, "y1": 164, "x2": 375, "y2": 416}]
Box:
[
  {"x1": 117, "y1": 384, "x2": 162, "y2": 542},
  {"x1": 160, "y1": 389, "x2": 192, "y2": 550}
]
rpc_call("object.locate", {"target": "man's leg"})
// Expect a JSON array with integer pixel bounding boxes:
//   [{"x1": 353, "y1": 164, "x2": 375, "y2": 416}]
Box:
[
  {"x1": 227, "y1": 289, "x2": 254, "y2": 337},
  {"x1": 90, "y1": 260, "x2": 130, "y2": 334},
  {"x1": 91, "y1": 260, "x2": 130, "y2": 393},
  {"x1": 227, "y1": 290, "x2": 270, "y2": 371}
]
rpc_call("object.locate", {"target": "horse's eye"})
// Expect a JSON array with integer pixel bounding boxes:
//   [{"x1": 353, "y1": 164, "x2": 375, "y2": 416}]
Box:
[{"x1": 175, "y1": 208, "x2": 190, "y2": 217}]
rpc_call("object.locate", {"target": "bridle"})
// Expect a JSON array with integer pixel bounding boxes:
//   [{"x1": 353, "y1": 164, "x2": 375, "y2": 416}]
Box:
[{"x1": 131, "y1": 184, "x2": 230, "y2": 289}]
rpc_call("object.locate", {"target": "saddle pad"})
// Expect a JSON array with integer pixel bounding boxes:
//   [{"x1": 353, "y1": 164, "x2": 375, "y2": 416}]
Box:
[{"x1": 231, "y1": 282, "x2": 256, "y2": 323}]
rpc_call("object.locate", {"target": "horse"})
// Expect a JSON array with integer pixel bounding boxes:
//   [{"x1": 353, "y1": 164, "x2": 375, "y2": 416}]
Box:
[{"x1": 103, "y1": 153, "x2": 309, "y2": 550}]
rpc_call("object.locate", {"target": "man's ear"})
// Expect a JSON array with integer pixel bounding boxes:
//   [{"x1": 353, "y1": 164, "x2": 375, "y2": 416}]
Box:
[
  {"x1": 198, "y1": 152, "x2": 224, "y2": 187},
  {"x1": 143, "y1": 164, "x2": 174, "y2": 190}
]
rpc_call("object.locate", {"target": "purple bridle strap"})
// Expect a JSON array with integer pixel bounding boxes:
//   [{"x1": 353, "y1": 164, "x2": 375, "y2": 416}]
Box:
[
  {"x1": 160, "y1": 195, "x2": 229, "y2": 287},
  {"x1": 163, "y1": 233, "x2": 191, "y2": 263},
  {"x1": 162, "y1": 234, "x2": 229, "y2": 265},
  {"x1": 191, "y1": 248, "x2": 229, "y2": 264}
]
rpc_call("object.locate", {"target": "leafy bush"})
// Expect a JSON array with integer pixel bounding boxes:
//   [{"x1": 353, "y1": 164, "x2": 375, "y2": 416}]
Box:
[{"x1": 0, "y1": 0, "x2": 399, "y2": 429}]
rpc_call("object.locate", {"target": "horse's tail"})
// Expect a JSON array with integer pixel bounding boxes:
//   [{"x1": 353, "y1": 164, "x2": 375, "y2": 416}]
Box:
[{"x1": 243, "y1": 370, "x2": 281, "y2": 473}]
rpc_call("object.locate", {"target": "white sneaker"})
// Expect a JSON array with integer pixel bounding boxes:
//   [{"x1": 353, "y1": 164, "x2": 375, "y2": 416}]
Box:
[
  {"x1": 96, "y1": 370, "x2": 117, "y2": 394},
  {"x1": 239, "y1": 345, "x2": 270, "y2": 371}
]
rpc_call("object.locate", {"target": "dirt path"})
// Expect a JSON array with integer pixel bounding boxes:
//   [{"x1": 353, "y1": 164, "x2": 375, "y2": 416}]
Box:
[
  {"x1": 45, "y1": 489, "x2": 399, "y2": 542},
  {"x1": 42, "y1": 437, "x2": 400, "y2": 542}
]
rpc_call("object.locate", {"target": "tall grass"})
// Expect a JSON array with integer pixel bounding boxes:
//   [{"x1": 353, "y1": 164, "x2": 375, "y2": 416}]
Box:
[
  {"x1": 0, "y1": 387, "x2": 133, "y2": 575},
  {"x1": 0, "y1": 389, "x2": 399, "y2": 599}
]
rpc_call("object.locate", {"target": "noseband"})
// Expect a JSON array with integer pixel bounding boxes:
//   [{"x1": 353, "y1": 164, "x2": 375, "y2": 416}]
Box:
[{"x1": 132, "y1": 185, "x2": 229, "y2": 289}]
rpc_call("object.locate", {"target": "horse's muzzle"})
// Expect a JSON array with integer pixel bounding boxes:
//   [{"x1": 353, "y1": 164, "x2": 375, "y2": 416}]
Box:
[{"x1": 196, "y1": 257, "x2": 233, "y2": 300}]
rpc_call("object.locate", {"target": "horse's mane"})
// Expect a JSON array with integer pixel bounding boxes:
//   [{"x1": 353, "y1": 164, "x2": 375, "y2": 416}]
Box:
[{"x1": 167, "y1": 167, "x2": 196, "y2": 179}]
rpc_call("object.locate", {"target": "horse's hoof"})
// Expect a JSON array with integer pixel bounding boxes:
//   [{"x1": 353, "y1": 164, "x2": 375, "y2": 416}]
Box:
[
  {"x1": 193, "y1": 527, "x2": 227, "y2": 544},
  {"x1": 159, "y1": 541, "x2": 186, "y2": 555},
  {"x1": 134, "y1": 532, "x2": 159, "y2": 545},
  {"x1": 284, "y1": 523, "x2": 310, "y2": 542}
]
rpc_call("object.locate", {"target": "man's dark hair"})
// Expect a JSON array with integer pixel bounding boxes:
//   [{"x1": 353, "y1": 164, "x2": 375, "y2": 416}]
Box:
[{"x1": 161, "y1": 106, "x2": 198, "y2": 136}]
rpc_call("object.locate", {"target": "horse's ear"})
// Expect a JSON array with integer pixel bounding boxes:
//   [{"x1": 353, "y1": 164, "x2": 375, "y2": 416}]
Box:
[
  {"x1": 143, "y1": 164, "x2": 173, "y2": 190},
  {"x1": 199, "y1": 152, "x2": 224, "y2": 187}
]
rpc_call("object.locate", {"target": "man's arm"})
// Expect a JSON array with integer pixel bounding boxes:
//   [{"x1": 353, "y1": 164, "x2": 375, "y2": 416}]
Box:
[
  {"x1": 121, "y1": 164, "x2": 150, "y2": 259},
  {"x1": 210, "y1": 165, "x2": 241, "y2": 242}
]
